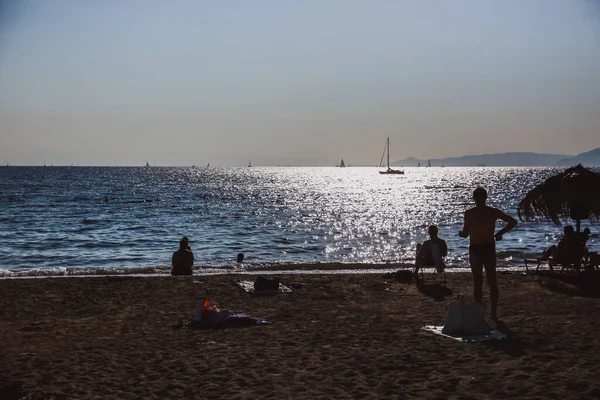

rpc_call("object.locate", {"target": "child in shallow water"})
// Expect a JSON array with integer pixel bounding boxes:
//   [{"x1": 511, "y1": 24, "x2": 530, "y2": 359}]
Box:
[{"x1": 236, "y1": 253, "x2": 245, "y2": 268}]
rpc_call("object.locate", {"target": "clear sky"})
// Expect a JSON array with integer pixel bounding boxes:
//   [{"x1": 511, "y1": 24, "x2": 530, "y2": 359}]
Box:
[{"x1": 1, "y1": 0, "x2": 599, "y2": 166}]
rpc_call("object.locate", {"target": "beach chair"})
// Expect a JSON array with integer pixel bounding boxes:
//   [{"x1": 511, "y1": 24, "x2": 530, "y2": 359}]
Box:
[
  {"x1": 524, "y1": 238, "x2": 589, "y2": 273},
  {"x1": 524, "y1": 257, "x2": 571, "y2": 273},
  {"x1": 588, "y1": 252, "x2": 600, "y2": 271},
  {"x1": 417, "y1": 243, "x2": 446, "y2": 286}
]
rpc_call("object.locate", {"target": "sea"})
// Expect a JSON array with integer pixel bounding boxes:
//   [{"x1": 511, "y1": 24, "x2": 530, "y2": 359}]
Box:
[{"x1": 0, "y1": 166, "x2": 596, "y2": 277}]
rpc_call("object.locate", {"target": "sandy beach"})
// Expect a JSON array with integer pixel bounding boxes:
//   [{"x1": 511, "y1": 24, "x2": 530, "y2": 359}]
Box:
[{"x1": 2, "y1": 270, "x2": 600, "y2": 399}]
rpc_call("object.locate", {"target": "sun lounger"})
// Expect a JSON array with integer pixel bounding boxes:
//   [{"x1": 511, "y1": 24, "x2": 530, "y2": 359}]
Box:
[
  {"x1": 525, "y1": 229, "x2": 596, "y2": 273},
  {"x1": 524, "y1": 255, "x2": 591, "y2": 273}
]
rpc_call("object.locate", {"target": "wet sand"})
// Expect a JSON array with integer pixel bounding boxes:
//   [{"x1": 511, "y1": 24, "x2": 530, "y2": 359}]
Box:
[{"x1": 1, "y1": 271, "x2": 600, "y2": 399}]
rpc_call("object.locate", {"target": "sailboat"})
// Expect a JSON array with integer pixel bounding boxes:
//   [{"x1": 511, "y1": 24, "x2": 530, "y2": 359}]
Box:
[
  {"x1": 339, "y1": 159, "x2": 346, "y2": 167},
  {"x1": 145, "y1": 161, "x2": 150, "y2": 168},
  {"x1": 417, "y1": 162, "x2": 421, "y2": 167},
  {"x1": 247, "y1": 161, "x2": 252, "y2": 168},
  {"x1": 378, "y1": 137, "x2": 404, "y2": 175},
  {"x1": 427, "y1": 160, "x2": 431, "y2": 167},
  {"x1": 206, "y1": 162, "x2": 210, "y2": 168}
]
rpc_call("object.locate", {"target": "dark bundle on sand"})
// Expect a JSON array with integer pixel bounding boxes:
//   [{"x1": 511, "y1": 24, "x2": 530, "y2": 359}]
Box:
[{"x1": 2, "y1": 272, "x2": 600, "y2": 399}]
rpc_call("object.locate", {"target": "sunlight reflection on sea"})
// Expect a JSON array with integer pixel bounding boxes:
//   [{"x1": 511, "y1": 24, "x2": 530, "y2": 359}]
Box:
[{"x1": 0, "y1": 166, "x2": 596, "y2": 275}]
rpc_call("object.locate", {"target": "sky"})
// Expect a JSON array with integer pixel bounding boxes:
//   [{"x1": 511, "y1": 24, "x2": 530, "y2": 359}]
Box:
[{"x1": 0, "y1": 0, "x2": 599, "y2": 166}]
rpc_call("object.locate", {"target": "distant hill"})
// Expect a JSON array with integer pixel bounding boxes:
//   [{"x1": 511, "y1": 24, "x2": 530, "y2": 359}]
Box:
[
  {"x1": 555, "y1": 147, "x2": 600, "y2": 166},
  {"x1": 392, "y1": 152, "x2": 571, "y2": 167}
]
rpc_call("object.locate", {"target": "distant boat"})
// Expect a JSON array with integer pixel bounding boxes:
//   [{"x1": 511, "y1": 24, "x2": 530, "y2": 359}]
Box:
[
  {"x1": 378, "y1": 137, "x2": 404, "y2": 175},
  {"x1": 339, "y1": 159, "x2": 346, "y2": 168},
  {"x1": 206, "y1": 162, "x2": 210, "y2": 168},
  {"x1": 247, "y1": 161, "x2": 252, "y2": 168},
  {"x1": 417, "y1": 162, "x2": 421, "y2": 167},
  {"x1": 145, "y1": 161, "x2": 150, "y2": 167},
  {"x1": 427, "y1": 160, "x2": 431, "y2": 167}
]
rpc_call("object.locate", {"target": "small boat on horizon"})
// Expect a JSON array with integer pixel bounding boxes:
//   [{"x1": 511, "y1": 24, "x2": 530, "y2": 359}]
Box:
[
  {"x1": 339, "y1": 158, "x2": 346, "y2": 167},
  {"x1": 145, "y1": 161, "x2": 150, "y2": 167},
  {"x1": 378, "y1": 137, "x2": 404, "y2": 175},
  {"x1": 247, "y1": 161, "x2": 252, "y2": 168}
]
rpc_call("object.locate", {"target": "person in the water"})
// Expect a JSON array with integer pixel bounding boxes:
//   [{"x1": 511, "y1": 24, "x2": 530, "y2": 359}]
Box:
[
  {"x1": 172, "y1": 236, "x2": 194, "y2": 276},
  {"x1": 459, "y1": 187, "x2": 517, "y2": 321}
]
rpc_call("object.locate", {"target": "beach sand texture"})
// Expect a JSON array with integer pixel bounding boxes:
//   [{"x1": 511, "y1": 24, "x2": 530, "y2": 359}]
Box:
[{"x1": 1, "y1": 272, "x2": 600, "y2": 399}]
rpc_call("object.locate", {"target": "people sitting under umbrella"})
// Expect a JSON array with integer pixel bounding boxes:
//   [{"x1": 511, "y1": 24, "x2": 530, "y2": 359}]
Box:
[{"x1": 540, "y1": 225, "x2": 589, "y2": 267}]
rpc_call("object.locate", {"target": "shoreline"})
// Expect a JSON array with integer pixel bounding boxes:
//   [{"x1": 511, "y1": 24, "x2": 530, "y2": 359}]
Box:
[
  {"x1": 0, "y1": 262, "x2": 541, "y2": 279},
  {"x1": 3, "y1": 272, "x2": 600, "y2": 399}
]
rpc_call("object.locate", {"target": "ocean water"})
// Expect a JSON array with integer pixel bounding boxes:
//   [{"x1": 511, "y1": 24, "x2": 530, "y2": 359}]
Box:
[{"x1": 0, "y1": 166, "x2": 596, "y2": 276}]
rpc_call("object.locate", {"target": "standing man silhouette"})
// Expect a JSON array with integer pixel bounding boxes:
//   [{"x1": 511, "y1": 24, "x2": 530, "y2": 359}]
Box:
[{"x1": 459, "y1": 187, "x2": 517, "y2": 320}]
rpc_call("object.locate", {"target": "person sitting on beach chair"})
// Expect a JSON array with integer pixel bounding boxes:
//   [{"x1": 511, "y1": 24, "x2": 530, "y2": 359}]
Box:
[
  {"x1": 534, "y1": 225, "x2": 589, "y2": 271},
  {"x1": 414, "y1": 225, "x2": 448, "y2": 279},
  {"x1": 172, "y1": 236, "x2": 194, "y2": 276},
  {"x1": 540, "y1": 226, "x2": 579, "y2": 265}
]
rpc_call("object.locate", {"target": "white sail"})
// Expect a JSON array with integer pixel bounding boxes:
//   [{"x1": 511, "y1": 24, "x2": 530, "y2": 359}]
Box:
[{"x1": 378, "y1": 137, "x2": 404, "y2": 175}]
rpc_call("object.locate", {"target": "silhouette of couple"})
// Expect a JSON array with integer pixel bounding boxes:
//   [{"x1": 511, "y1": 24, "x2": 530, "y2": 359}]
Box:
[{"x1": 171, "y1": 236, "x2": 245, "y2": 276}]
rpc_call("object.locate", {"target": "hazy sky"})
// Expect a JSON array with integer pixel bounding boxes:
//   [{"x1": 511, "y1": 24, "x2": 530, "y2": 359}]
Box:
[{"x1": 1, "y1": 0, "x2": 599, "y2": 166}]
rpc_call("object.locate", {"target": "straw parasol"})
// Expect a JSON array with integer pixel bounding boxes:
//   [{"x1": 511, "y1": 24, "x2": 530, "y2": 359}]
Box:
[{"x1": 517, "y1": 164, "x2": 600, "y2": 232}]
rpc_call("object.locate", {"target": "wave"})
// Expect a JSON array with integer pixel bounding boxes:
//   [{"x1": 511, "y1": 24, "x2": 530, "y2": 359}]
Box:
[{"x1": 0, "y1": 262, "x2": 535, "y2": 279}]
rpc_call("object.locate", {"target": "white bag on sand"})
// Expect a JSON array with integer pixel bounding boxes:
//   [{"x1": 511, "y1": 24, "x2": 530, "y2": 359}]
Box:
[{"x1": 442, "y1": 296, "x2": 490, "y2": 336}]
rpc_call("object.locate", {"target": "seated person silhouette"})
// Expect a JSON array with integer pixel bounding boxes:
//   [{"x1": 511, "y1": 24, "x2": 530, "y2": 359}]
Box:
[
  {"x1": 541, "y1": 225, "x2": 575, "y2": 264},
  {"x1": 540, "y1": 225, "x2": 586, "y2": 266},
  {"x1": 581, "y1": 227, "x2": 591, "y2": 255},
  {"x1": 414, "y1": 225, "x2": 448, "y2": 278},
  {"x1": 172, "y1": 236, "x2": 194, "y2": 276}
]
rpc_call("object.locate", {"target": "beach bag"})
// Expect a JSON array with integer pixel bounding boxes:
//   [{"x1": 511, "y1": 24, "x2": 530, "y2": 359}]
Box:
[
  {"x1": 254, "y1": 276, "x2": 280, "y2": 291},
  {"x1": 442, "y1": 296, "x2": 490, "y2": 336}
]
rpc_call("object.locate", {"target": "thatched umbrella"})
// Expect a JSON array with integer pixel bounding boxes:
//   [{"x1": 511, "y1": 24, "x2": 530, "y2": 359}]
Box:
[{"x1": 517, "y1": 164, "x2": 600, "y2": 232}]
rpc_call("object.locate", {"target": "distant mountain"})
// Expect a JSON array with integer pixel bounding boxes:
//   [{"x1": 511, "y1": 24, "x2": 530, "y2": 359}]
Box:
[
  {"x1": 555, "y1": 147, "x2": 600, "y2": 166},
  {"x1": 392, "y1": 152, "x2": 571, "y2": 167}
]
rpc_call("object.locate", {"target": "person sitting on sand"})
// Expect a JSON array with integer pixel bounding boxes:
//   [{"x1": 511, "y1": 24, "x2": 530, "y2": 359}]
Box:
[
  {"x1": 413, "y1": 225, "x2": 448, "y2": 278},
  {"x1": 172, "y1": 237, "x2": 194, "y2": 276}
]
